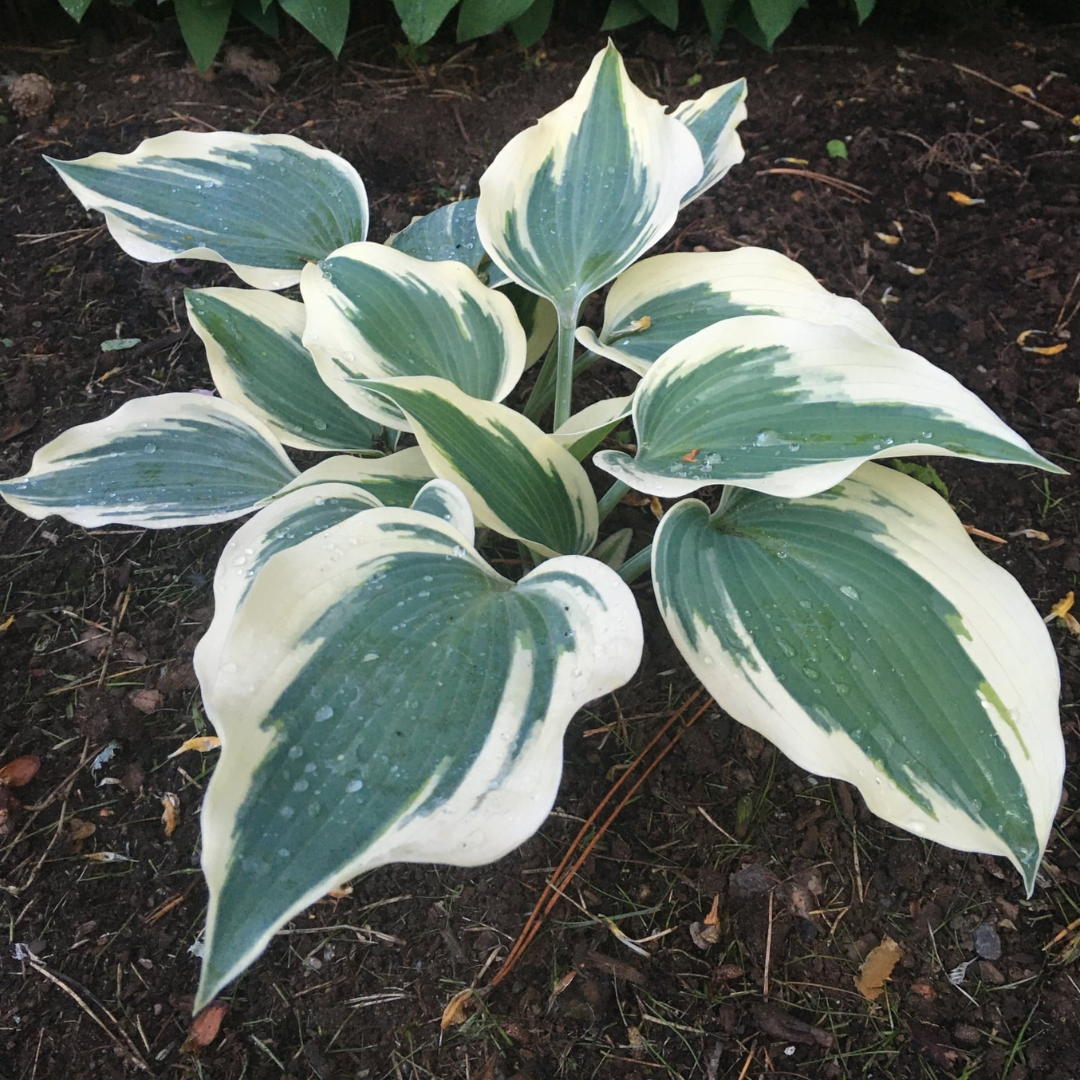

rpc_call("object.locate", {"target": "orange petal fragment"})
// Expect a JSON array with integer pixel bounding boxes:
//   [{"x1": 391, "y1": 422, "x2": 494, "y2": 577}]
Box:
[
  {"x1": 1050, "y1": 592, "x2": 1075, "y2": 620},
  {"x1": 1024, "y1": 343, "x2": 1067, "y2": 357},
  {"x1": 947, "y1": 191, "x2": 986, "y2": 206},
  {"x1": 168, "y1": 736, "x2": 222, "y2": 759},
  {"x1": 161, "y1": 793, "x2": 180, "y2": 838}
]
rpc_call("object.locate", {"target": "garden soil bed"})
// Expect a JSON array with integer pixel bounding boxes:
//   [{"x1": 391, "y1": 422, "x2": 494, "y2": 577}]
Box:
[{"x1": 2, "y1": 6, "x2": 1079, "y2": 1079}]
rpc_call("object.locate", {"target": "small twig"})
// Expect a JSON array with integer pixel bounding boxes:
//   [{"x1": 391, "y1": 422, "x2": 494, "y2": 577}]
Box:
[
  {"x1": 0, "y1": 739, "x2": 93, "y2": 858},
  {"x1": 489, "y1": 689, "x2": 712, "y2": 987},
  {"x1": 697, "y1": 804, "x2": 738, "y2": 843},
  {"x1": 97, "y1": 582, "x2": 134, "y2": 689},
  {"x1": 763, "y1": 890, "x2": 774, "y2": 1000},
  {"x1": 25, "y1": 957, "x2": 151, "y2": 1073},
  {"x1": 952, "y1": 62, "x2": 1069, "y2": 122},
  {"x1": 757, "y1": 167, "x2": 872, "y2": 203},
  {"x1": 451, "y1": 103, "x2": 470, "y2": 143},
  {"x1": 16, "y1": 793, "x2": 69, "y2": 894},
  {"x1": 736, "y1": 1047, "x2": 756, "y2": 1080},
  {"x1": 1055, "y1": 271, "x2": 1080, "y2": 333},
  {"x1": 45, "y1": 661, "x2": 164, "y2": 696},
  {"x1": 964, "y1": 524, "x2": 1008, "y2": 544},
  {"x1": 274, "y1": 923, "x2": 405, "y2": 946}
]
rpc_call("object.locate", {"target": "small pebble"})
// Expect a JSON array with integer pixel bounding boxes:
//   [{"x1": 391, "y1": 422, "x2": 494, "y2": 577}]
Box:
[{"x1": 973, "y1": 921, "x2": 1002, "y2": 960}]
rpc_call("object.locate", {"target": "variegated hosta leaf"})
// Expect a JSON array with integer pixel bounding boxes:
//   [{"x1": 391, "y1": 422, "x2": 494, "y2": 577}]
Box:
[
  {"x1": 409, "y1": 477, "x2": 476, "y2": 543},
  {"x1": 300, "y1": 243, "x2": 526, "y2": 431},
  {"x1": 195, "y1": 482, "x2": 384, "y2": 691},
  {"x1": 594, "y1": 315, "x2": 1061, "y2": 500},
  {"x1": 386, "y1": 197, "x2": 510, "y2": 288},
  {"x1": 364, "y1": 376, "x2": 598, "y2": 557},
  {"x1": 48, "y1": 132, "x2": 368, "y2": 290},
  {"x1": 673, "y1": 78, "x2": 748, "y2": 208},
  {"x1": 270, "y1": 448, "x2": 435, "y2": 509},
  {"x1": 577, "y1": 247, "x2": 896, "y2": 376},
  {"x1": 475, "y1": 42, "x2": 703, "y2": 312},
  {"x1": 194, "y1": 501, "x2": 643, "y2": 1008},
  {"x1": 0, "y1": 394, "x2": 297, "y2": 528},
  {"x1": 186, "y1": 288, "x2": 386, "y2": 453},
  {"x1": 552, "y1": 395, "x2": 635, "y2": 460},
  {"x1": 653, "y1": 463, "x2": 1064, "y2": 890}
]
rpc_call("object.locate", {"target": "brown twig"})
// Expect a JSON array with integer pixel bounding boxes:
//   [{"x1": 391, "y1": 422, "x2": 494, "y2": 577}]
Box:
[
  {"x1": 25, "y1": 957, "x2": 151, "y2": 1073},
  {"x1": 97, "y1": 582, "x2": 134, "y2": 689},
  {"x1": 756, "y1": 168, "x2": 872, "y2": 203},
  {"x1": 763, "y1": 890, "x2": 774, "y2": 1000},
  {"x1": 0, "y1": 738, "x2": 93, "y2": 860},
  {"x1": 488, "y1": 689, "x2": 712, "y2": 987},
  {"x1": 952, "y1": 62, "x2": 1069, "y2": 122},
  {"x1": 46, "y1": 660, "x2": 165, "y2": 697}
]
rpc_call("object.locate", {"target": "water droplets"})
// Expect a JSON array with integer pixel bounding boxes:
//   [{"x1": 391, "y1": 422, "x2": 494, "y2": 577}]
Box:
[
  {"x1": 346, "y1": 778, "x2": 364, "y2": 793},
  {"x1": 143, "y1": 442, "x2": 157, "y2": 454},
  {"x1": 839, "y1": 585, "x2": 860, "y2": 601},
  {"x1": 287, "y1": 745, "x2": 304, "y2": 760},
  {"x1": 314, "y1": 705, "x2": 334, "y2": 722},
  {"x1": 292, "y1": 779, "x2": 309, "y2": 793}
]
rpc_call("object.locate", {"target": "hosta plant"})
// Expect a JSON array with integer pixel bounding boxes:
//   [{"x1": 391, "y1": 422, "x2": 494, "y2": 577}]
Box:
[{"x1": 1, "y1": 44, "x2": 1064, "y2": 1009}]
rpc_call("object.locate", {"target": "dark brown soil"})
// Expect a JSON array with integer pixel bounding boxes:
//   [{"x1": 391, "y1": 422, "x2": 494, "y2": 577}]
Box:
[{"x1": 2, "y1": 7, "x2": 1079, "y2": 1080}]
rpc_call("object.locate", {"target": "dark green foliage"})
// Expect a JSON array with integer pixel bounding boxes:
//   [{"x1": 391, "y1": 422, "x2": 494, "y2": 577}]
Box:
[{"x1": 55, "y1": 0, "x2": 876, "y2": 70}]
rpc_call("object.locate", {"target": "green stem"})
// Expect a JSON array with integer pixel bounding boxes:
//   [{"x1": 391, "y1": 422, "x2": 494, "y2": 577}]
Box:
[
  {"x1": 522, "y1": 338, "x2": 559, "y2": 425},
  {"x1": 553, "y1": 304, "x2": 580, "y2": 431},
  {"x1": 524, "y1": 350, "x2": 598, "y2": 425},
  {"x1": 616, "y1": 544, "x2": 653, "y2": 584},
  {"x1": 597, "y1": 479, "x2": 629, "y2": 525}
]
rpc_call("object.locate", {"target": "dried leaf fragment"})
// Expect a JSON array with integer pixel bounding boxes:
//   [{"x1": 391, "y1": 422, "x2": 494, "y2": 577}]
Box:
[
  {"x1": 947, "y1": 191, "x2": 986, "y2": 206},
  {"x1": 1009, "y1": 528, "x2": 1050, "y2": 541},
  {"x1": 182, "y1": 1001, "x2": 228, "y2": 1053},
  {"x1": 1009, "y1": 83, "x2": 1035, "y2": 97},
  {"x1": 440, "y1": 987, "x2": 476, "y2": 1029},
  {"x1": 1024, "y1": 343, "x2": 1067, "y2": 357},
  {"x1": 128, "y1": 688, "x2": 163, "y2": 715},
  {"x1": 0, "y1": 754, "x2": 40, "y2": 788},
  {"x1": 854, "y1": 936, "x2": 903, "y2": 1000},
  {"x1": 161, "y1": 793, "x2": 180, "y2": 838},
  {"x1": 898, "y1": 263, "x2": 926, "y2": 276},
  {"x1": 168, "y1": 736, "x2": 222, "y2": 759},
  {"x1": 875, "y1": 232, "x2": 901, "y2": 245},
  {"x1": 67, "y1": 817, "x2": 97, "y2": 842},
  {"x1": 690, "y1": 898, "x2": 722, "y2": 950}
]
